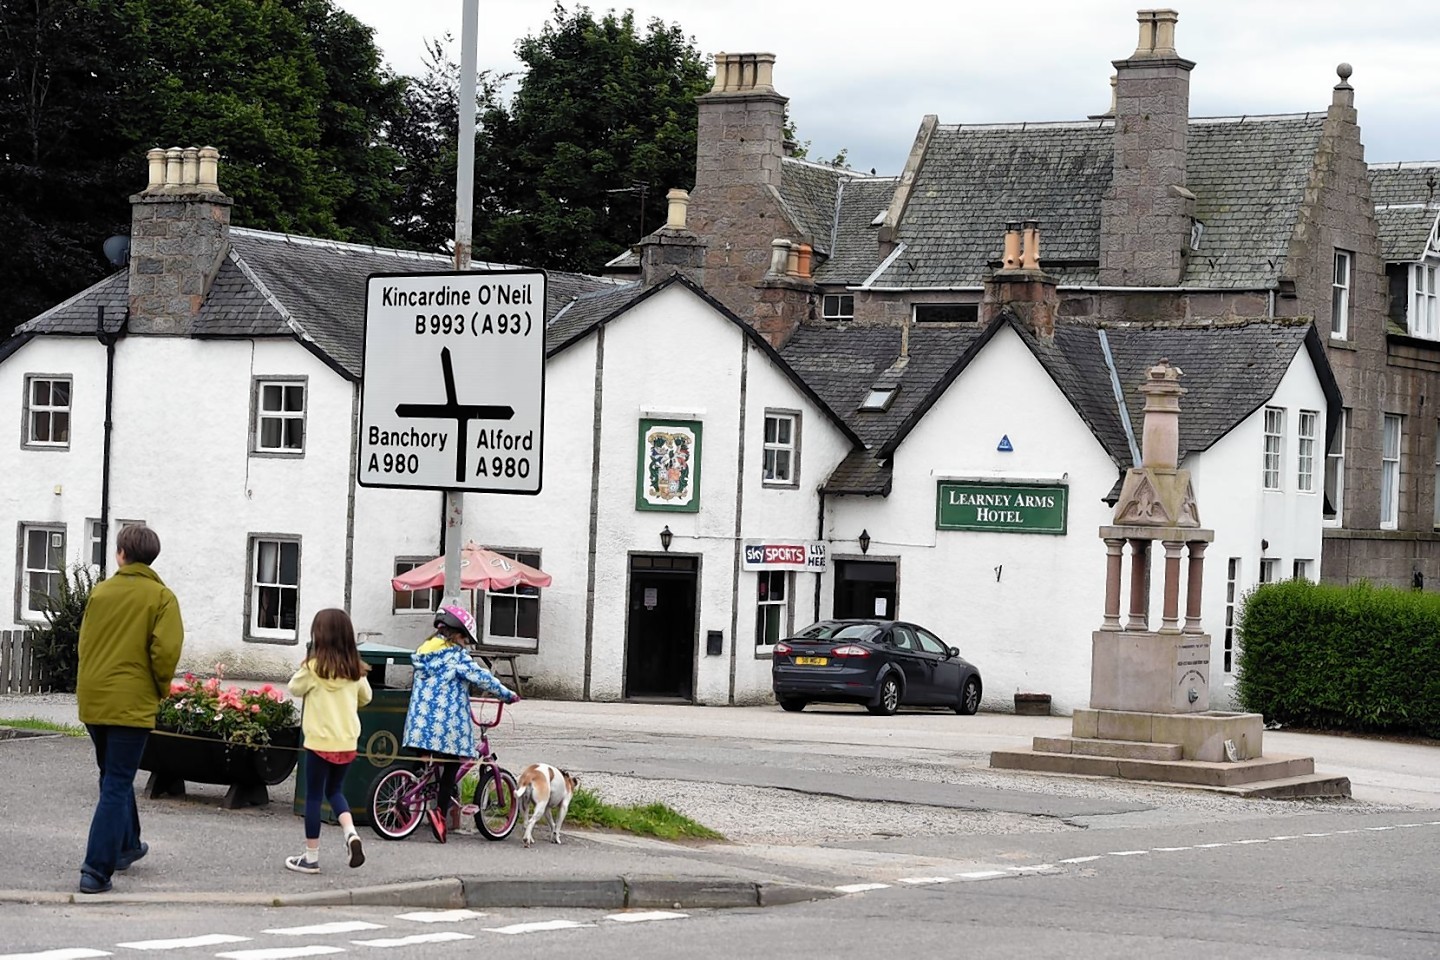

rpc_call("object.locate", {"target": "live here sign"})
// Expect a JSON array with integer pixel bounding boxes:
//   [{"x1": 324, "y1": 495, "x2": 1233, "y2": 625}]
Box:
[{"x1": 358, "y1": 270, "x2": 546, "y2": 494}]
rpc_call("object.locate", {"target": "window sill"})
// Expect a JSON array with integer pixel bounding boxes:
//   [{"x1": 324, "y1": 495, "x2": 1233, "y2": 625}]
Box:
[
  {"x1": 1327, "y1": 338, "x2": 1357, "y2": 351},
  {"x1": 21, "y1": 444, "x2": 70, "y2": 452},
  {"x1": 761, "y1": 480, "x2": 800, "y2": 490},
  {"x1": 250, "y1": 449, "x2": 306, "y2": 459},
  {"x1": 245, "y1": 632, "x2": 299, "y2": 645},
  {"x1": 754, "y1": 648, "x2": 775, "y2": 660}
]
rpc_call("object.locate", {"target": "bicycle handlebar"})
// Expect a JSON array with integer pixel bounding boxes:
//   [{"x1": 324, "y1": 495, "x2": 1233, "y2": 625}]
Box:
[{"x1": 468, "y1": 697, "x2": 505, "y2": 730}]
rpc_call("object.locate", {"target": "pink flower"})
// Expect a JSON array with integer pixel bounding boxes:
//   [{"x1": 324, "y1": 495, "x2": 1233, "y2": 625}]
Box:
[
  {"x1": 203, "y1": 678, "x2": 220, "y2": 693},
  {"x1": 251, "y1": 704, "x2": 261, "y2": 714},
  {"x1": 170, "y1": 679, "x2": 187, "y2": 693}
]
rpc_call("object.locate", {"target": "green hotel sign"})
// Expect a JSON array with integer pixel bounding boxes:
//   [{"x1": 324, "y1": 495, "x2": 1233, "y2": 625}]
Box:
[{"x1": 936, "y1": 482, "x2": 1068, "y2": 535}]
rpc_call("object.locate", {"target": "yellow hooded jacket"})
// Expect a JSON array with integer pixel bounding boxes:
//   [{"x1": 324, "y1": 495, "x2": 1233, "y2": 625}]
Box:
[{"x1": 289, "y1": 662, "x2": 373, "y2": 753}]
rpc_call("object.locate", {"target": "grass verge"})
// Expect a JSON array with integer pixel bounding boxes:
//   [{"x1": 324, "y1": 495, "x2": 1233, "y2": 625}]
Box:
[
  {"x1": 0, "y1": 716, "x2": 87, "y2": 737},
  {"x1": 459, "y1": 774, "x2": 723, "y2": 840}
]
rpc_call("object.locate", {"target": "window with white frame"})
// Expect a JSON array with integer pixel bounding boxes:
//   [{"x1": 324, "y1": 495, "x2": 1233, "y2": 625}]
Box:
[
  {"x1": 253, "y1": 379, "x2": 306, "y2": 455},
  {"x1": 392, "y1": 558, "x2": 443, "y2": 614},
  {"x1": 249, "y1": 536, "x2": 300, "y2": 641},
  {"x1": 1412, "y1": 262, "x2": 1439, "y2": 340},
  {"x1": 1382, "y1": 414, "x2": 1402, "y2": 530},
  {"x1": 1223, "y1": 558, "x2": 1240, "y2": 673},
  {"x1": 1297, "y1": 410, "x2": 1318, "y2": 493},
  {"x1": 1324, "y1": 408, "x2": 1348, "y2": 525},
  {"x1": 22, "y1": 375, "x2": 71, "y2": 448},
  {"x1": 1293, "y1": 559, "x2": 1314, "y2": 581},
  {"x1": 762, "y1": 411, "x2": 799, "y2": 486},
  {"x1": 88, "y1": 519, "x2": 104, "y2": 567},
  {"x1": 18, "y1": 525, "x2": 66, "y2": 619},
  {"x1": 1331, "y1": 250, "x2": 1352, "y2": 339},
  {"x1": 1259, "y1": 558, "x2": 1280, "y2": 584},
  {"x1": 485, "y1": 549, "x2": 541, "y2": 643},
  {"x1": 822, "y1": 294, "x2": 854, "y2": 321},
  {"x1": 1263, "y1": 407, "x2": 1284, "y2": 490},
  {"x1": 755, "y1": 571, "x2": 789, "y2": 648}
]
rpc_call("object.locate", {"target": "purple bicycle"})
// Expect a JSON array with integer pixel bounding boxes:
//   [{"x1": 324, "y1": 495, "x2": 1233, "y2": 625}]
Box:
[{"x1": 367, "y1": 698, "x2": 519, "y2": 841}]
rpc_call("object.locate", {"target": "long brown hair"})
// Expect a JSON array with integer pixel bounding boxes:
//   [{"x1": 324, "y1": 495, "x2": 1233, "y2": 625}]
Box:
[{"x1": 309, "y1": 608, "x2": 368, "y2": 681}]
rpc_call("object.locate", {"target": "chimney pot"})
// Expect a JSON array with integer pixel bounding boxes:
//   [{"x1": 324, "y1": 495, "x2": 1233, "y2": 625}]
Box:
[
  {"x1": 1021, "y1": 220, "x2": 1041, "y2": 271},
  {"x1": 769, "y1": 239, "x2": 792, "y2": 276},
  {"x1": 164, "y1": 147, "x2": 183, "y2": 189},
  {"x1": 145, "y1": 148, "x2": 166, "y2": 192},
  {"x1": 181, "y1": 147, "x2": 200, "y2": 187},
  {"x1": 665, "y1": 188, "x2": 690, "y2": 230},
  {"x1": 197, "y1": 146, "x2": 221, "y2": 192},
  {"x1": 1002, "y1": 222, "x2": 1023, "y2": 270},
  {"x1": 785, "y1": 243, "x2": 801, "y2": 278}
]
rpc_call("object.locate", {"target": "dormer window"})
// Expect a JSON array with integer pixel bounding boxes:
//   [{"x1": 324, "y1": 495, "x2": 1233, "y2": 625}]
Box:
[
  {"x1": 1411, "y1": 261, "x2": 1439, "y2": 340},
  {"x1": 822, "y1": 294, "x2": 854, "y2": 321},
  {"x1": 913, "y1": 304, "x2": 978, "y2": 323},
  {"x1": 860, "y1": 387, "x2": 896, "y2": 412}
]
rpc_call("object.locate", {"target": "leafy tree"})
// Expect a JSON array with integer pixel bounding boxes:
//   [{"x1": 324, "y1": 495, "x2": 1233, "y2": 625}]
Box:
[
  {"x1": 33, "y1": 564, "x2": 96, "y2": 693},
  {"x1": 472, "y1": 3, "x2": 712, "y2": 272}
]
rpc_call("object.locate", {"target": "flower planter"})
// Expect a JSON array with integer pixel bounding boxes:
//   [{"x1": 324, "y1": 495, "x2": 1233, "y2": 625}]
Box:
[
  {"x1": 1014, "y1": 692, "x2": 1052, "y2": 716},
  {"x1": 140, "y1": 725, "x2": 301, "y2": 809}
]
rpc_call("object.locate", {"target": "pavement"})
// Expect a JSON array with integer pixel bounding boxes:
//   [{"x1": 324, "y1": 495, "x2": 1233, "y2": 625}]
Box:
[{"x1": 2, "y1": 693, "x2": 1436, "y2": 910}]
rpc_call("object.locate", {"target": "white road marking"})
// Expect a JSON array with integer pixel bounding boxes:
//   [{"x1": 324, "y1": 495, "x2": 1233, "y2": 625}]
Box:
[
  {"x1": 351, "y1": 934, "x2": 473, "y2": 948},
  {"x1": 1058, "y1": 856, "x2": 1102, "y2": 864},
  {"x1": 898, "y1": 876, "x2": 953, "y2": 885},
  {"x1": 118, "y1": 936, "x2": 250, "y2": 951},
  {"x1": 263, "y1": 924, "x2": 383, "y2": 937},
  {"x1": 1152, "y1": 847, "x2": 1192, "y2": 852},
  {"x1": 393, "y1": 911, "x2": 487, "y2": 924},
  {"x1": 1268, "y1": 836, "x2": 1300, "y2": 841},
  {"x1": 1007, "y1": 865, "x2": 1054, "y2": 873},
  {"x1": 483, "y1": 921, "x2": 592, "y2": 936},
  {"x1": 216, "y1": 948, "x2": 344, "y2": 960},
  {"x1": 1235, "y1": 839, "x2": 1268, "y2": 845},
  {"x1": 1395, "y1": 823, "x2": 1426, "y2": 828},
  {"x1": 603, "y1": 912, "x2": 688, "y2": 924},
  {"x1": 956, "y1": 870, "x2": 1009, "y2": 880},
  {"x1": 835, "y1": 883, "x2": 891, "y2": 893},
  {"x1": 1303, "y1": 833, "x2": 1331, "y2": 837},
  {"x1": 1193, "y1": 843, "x2": 1228, "y2": 848},
  {"x1": 1, "y1": 951, "x2": 112, "y2": 960},
  {"x1": 1365, "y1": 826, "x2": 1394, "y2": 832},
  {"x1": 1107, "y1": 850, "x2": 1148, "y2": 856}
]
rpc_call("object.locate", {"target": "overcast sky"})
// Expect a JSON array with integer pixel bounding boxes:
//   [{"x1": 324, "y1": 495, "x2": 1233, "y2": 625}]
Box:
[{"x1": 335, "y1": 0, "x2": 1440, "y2": 177}]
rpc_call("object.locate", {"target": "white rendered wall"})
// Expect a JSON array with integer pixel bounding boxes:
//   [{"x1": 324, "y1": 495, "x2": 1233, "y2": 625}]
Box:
[{"x1": 826, "y1": 326, "x2": 1123, "y2": 714}]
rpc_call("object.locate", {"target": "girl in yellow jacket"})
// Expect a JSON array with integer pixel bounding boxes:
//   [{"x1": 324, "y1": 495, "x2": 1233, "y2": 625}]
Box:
[{"x1": 286, "y1": 608, "x2": 373, "y2": 874}]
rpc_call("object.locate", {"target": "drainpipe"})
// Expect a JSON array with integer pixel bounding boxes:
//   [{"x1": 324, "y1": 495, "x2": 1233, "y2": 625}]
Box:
[
  {"x1": 97, "y1": 306, "x2": 130, "y2": 578},
  {"x1": 814, "y1": 488, "x2": 826, "y2": 622}
]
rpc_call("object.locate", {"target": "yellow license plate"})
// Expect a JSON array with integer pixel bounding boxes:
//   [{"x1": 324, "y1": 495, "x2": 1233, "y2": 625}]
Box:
[{"x1": 794, "y1": 656, "x2": 828, "y2": 666}]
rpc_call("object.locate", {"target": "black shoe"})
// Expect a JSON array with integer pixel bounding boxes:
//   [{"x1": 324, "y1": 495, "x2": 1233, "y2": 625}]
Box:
[
  {"x1": 78, "y1": 873, "x2": 112, "y2": 895},
  {"x1": 346, "y1": 832, "x2": 365, "y2": 869},
  {"x1": 117, "y1": 842, "x2": 149, "y2": 871}
]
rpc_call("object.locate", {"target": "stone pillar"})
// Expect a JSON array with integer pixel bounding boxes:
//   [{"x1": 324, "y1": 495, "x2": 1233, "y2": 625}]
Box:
[
  {"x1": 1184, "y1": 540, "x2": 1207, "y2": 633},
  {"x1": 1103, "y1": 538, "x2": 1125, "y2": 630},
  {"x1": 1126, "y1": 539, "x2": 1150, "y2": 631},
  {"x1": 1161, "y1": 540, "x2": 1183, "y2": 630}
]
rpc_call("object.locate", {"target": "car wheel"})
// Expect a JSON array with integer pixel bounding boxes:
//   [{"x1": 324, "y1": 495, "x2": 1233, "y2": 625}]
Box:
[
  {"x1": 779, "y1": 698, "x2": 806, "y2": 713},
  {"x1": 955, "y1": 676, "x2": 981, "y2": 715},
  {"x1": 867, "y1": 675, "x2": 901, "y2": 716}
]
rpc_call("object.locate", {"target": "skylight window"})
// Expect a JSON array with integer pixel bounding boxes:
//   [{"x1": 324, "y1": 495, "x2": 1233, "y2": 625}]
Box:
[{"x1": 861, "y1": 387, "x2": 896, "y2": 412}]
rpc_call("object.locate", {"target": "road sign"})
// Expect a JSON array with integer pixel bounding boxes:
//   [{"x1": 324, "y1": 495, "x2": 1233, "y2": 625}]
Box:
[{"x1": 358, "y1": 270, "x2": 546, "y2": 494}]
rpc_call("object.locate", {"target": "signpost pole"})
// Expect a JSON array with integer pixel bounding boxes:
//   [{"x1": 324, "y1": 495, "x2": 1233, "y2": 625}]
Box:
[{"x1": 444, "y1": 0, "x2": 480, "y2": 608}]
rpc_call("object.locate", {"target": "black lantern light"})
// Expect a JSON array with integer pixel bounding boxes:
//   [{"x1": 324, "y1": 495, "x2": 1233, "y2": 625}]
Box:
[
  {"x1": 660, "y1": 525, "x2": 673, "y2": 552},
  {"x1": 858, "y1": 529, "x2": 871, "y2": 554}
]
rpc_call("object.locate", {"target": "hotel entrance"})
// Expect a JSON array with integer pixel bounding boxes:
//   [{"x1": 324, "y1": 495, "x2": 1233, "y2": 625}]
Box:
[{"x1": 833, "y1": 559, "x2": 898, "y2": 620}]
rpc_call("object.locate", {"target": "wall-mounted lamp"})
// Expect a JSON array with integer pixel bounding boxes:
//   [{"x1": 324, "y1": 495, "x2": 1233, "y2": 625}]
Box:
[
  {"x1": 660, "y1": 525, "x2": 673, "y2": 552},
  {"x1": 858, "y1": 529, "x2": 871, "y2": 554},
  {"x1": 1260, "y1": 539, "x2": 1270, "y2": 554}
]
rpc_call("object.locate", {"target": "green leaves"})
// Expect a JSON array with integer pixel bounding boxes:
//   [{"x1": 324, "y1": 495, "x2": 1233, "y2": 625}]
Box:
[{"x1": 33, "y1": 563, "x2": 96, "y2": 693}]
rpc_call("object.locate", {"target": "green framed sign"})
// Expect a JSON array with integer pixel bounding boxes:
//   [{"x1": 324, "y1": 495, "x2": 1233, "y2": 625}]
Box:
[
  {"x1": 636, "y1": 419, "x2": 702, "y2": 512},
  {"x1": 936, "y1": 481, "x2": 1068, "y2": 535}
]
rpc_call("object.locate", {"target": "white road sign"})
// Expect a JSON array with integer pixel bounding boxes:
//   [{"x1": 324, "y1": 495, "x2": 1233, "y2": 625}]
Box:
[{"x1": 358, "y1": 270, "x2": 546, "y2": 494}]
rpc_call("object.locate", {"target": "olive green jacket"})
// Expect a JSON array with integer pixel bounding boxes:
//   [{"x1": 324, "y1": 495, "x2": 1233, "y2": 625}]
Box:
[{"x1": 76, "y1": 563, "x2": 185, "y2": 728}]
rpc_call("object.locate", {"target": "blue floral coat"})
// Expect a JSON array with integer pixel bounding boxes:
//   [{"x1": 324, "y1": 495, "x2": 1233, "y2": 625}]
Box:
[{"x1": 402, "y1": 638, "x2": 516, "y2": 758}]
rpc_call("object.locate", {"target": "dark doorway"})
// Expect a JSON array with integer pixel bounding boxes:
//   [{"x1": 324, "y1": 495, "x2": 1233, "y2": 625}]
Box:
[
  {"x1": 625, "y1": 555, "x2": 698, "y2": 700},
  {"x1": 833, "y1": 559, "x2": 898, "y2": 620}
]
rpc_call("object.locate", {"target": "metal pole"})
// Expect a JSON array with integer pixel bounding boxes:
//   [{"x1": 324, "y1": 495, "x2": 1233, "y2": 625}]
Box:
[{"x1": 444, "y1": 0, "x2": 479, "y2": 607}]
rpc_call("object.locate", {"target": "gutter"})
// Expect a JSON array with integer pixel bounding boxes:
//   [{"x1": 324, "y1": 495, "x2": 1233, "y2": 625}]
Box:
[{"x1": 97, "y1": 306, "x2": 130, "y2": 577}]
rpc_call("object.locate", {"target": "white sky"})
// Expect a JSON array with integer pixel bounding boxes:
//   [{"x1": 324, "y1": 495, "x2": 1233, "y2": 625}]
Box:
[{"x1": 336, "y1": 0, "x2": 1440, "y2": 176}]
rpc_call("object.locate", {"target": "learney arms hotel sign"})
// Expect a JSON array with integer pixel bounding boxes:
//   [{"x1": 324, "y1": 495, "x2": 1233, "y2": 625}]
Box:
[{"x1": 936, "y1": 482, "x2": 1068, "y2": 535}]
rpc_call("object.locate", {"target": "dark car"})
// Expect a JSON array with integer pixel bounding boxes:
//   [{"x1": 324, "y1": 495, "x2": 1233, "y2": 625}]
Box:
[{"x1": 772, "y1": 619, "x2": 982, "y2": 716}]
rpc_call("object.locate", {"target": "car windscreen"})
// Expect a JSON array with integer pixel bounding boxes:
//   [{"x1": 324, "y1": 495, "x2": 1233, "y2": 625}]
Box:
[{"x1": 793, "y1": 622, "x2": 881, "y2": 642}]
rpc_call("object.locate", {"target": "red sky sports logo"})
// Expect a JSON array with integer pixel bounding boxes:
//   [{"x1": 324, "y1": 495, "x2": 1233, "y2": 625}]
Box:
[{"x1": 745, "y1": 544, "x2": 807, "y2": 566}]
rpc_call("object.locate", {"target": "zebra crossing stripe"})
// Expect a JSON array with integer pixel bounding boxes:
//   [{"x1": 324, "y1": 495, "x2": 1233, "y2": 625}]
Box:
[
  {"x1": 898, "y1": 877, "x2": 952, "y2": 885},
  {"x1": 117, "y1": 937, "x2": 250, "y2": 951},
  {"x1": 351, "y1": 934, "x2": 473, "y2": 948},
  {"x1": 0, "y1": 951, "x2": 111, "y2": 960},
  {"x1": 262, "y1": 924, "x2": 384, "y2": 937},
  {"x1": 216, "y1": 948, "x2": 344, "y2": 960},
  {"x1": 483, "y1": 921, "x2": 592, "y2": 936},
  {"x1": 956, "y1": 871, "x2": 1008, "y2": 880},
  {"x1": 835, "y1": 883, "x2": 890, "y2": 893},
  {"x1": 603, "y1": 912, "x2": 688, "y2": 923},
  {"x1": 393, "y1": 911, "x2": 486, "y2": 924}
]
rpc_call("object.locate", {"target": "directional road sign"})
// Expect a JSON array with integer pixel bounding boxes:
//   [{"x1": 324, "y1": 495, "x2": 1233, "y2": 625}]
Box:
[{"x1": 358, "y1": 270, "x2": 546, "y2": 494}]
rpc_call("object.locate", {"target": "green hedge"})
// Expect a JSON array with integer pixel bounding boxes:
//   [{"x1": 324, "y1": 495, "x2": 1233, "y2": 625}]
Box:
[{"x1": 1236, "y1": 579, "x2": 1440, "y2": 738}]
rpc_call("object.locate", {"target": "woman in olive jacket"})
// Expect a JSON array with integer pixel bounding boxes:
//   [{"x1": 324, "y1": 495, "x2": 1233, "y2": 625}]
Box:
[{"x1": 75, "y1": 524, "x2": 184, "y2": 894}]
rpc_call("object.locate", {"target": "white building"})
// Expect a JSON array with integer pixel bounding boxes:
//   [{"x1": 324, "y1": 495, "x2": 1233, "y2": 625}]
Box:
[{"x1": 1, "y1": 152, "x2": 1340, "y2": 713}]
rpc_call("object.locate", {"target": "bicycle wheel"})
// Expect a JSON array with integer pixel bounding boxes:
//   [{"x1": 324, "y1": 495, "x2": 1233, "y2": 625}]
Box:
[
  {"x1": 473, "y1": 766, "x2": 519, "y2": 841},
  {"x1": 368, "y1": 768, "x2": 424, "y2": 840}
]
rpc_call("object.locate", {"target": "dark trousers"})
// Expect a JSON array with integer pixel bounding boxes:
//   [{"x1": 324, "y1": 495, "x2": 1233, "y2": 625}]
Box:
[
  {"x1": 82, "y1": 724, "x2": 148, "y2": 883},
  {"x1": 303, "y1": 751, "x2": 352, "y2": 840}
]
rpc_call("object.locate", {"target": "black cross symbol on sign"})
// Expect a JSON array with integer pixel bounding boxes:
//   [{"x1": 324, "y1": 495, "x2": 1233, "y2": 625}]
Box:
[{"x1": 395, "y1": 347, "x2": 514, "y2": 483}]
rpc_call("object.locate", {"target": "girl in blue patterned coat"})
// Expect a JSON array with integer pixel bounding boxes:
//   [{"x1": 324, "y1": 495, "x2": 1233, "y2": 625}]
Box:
[{"x1": 402, "y1": 604, "x2": 519, "y2": 842}]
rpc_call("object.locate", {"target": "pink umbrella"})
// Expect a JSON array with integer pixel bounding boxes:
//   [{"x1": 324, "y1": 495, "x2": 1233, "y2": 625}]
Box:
[{"x1": 391, "y1": 541, "x2": 553, "y2": 593}]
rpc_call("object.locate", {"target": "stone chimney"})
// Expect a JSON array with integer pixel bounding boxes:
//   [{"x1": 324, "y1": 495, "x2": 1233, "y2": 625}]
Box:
[
  {"x1": 981, "y1": 220, "x2": 1059, "y2": 342},
  {"x1": 128, "y1": 146, "x2": 232, "y2": 335},
  {"x1": 693, "y1": 53, "x2": 784, "y2": 193},
  {"x1": 638, "y1": 188, "x2": 707, "y2": 288},
  {"x1": 1098, "y1": 9, "x2": 1196, "y2": 286}
]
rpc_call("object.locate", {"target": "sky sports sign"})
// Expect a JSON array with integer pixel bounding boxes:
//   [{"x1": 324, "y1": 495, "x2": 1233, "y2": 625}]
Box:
[{"x1": 742, "y1": 541, "x2": 828, "y2": 572}]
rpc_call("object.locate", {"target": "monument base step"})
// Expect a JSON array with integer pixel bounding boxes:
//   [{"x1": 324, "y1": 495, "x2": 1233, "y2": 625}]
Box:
[
  {"x1": 1033, "y1": 736, "x2": 1183, "y2": 761},
  {"x1": 1201, "y1": 773, "x2": 1353, "y2": 799},
  {"x1": 989, "y1": 747, "x2": 1322, "y2": 789}
]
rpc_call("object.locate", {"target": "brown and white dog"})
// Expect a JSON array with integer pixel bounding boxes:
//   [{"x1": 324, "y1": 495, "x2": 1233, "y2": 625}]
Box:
[{"x1": 514, "y1": 763, "x2": 579, "y2": 847}]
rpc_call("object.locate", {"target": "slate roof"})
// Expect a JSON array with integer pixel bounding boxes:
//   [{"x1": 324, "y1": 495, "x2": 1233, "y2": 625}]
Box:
[
  {"x1": 814, "y1": 176, "x2": 899, "y2": 286},
  {"x1": 14, "y1": 227, "x2": 627, "y2": 379},
  {"x1": 545, "y1": 281, "x2": 644, "y2": 353},
  {"x1": 866, "y1": 114, "x2": 1327, "y2": 291},
  {"x1": 784, "y1": 314, "x2": 1334, "y2": 496},
  {"x1": 1368, "y1": 162, "x2": 1440, "y2": 263},
  {"x1": 776, "y1": 158, "x2": 854, "y2": 255}
]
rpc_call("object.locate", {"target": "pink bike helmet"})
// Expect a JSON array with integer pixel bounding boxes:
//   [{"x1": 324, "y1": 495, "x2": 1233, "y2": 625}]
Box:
[{"x1": 434, "y1": 604, "x2": 478, "y2": 643}]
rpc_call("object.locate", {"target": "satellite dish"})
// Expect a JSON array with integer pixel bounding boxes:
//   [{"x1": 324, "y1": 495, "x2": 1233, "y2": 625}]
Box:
[{"x1": 103, "y1": 235, "x2": 131, "y2": 267}]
